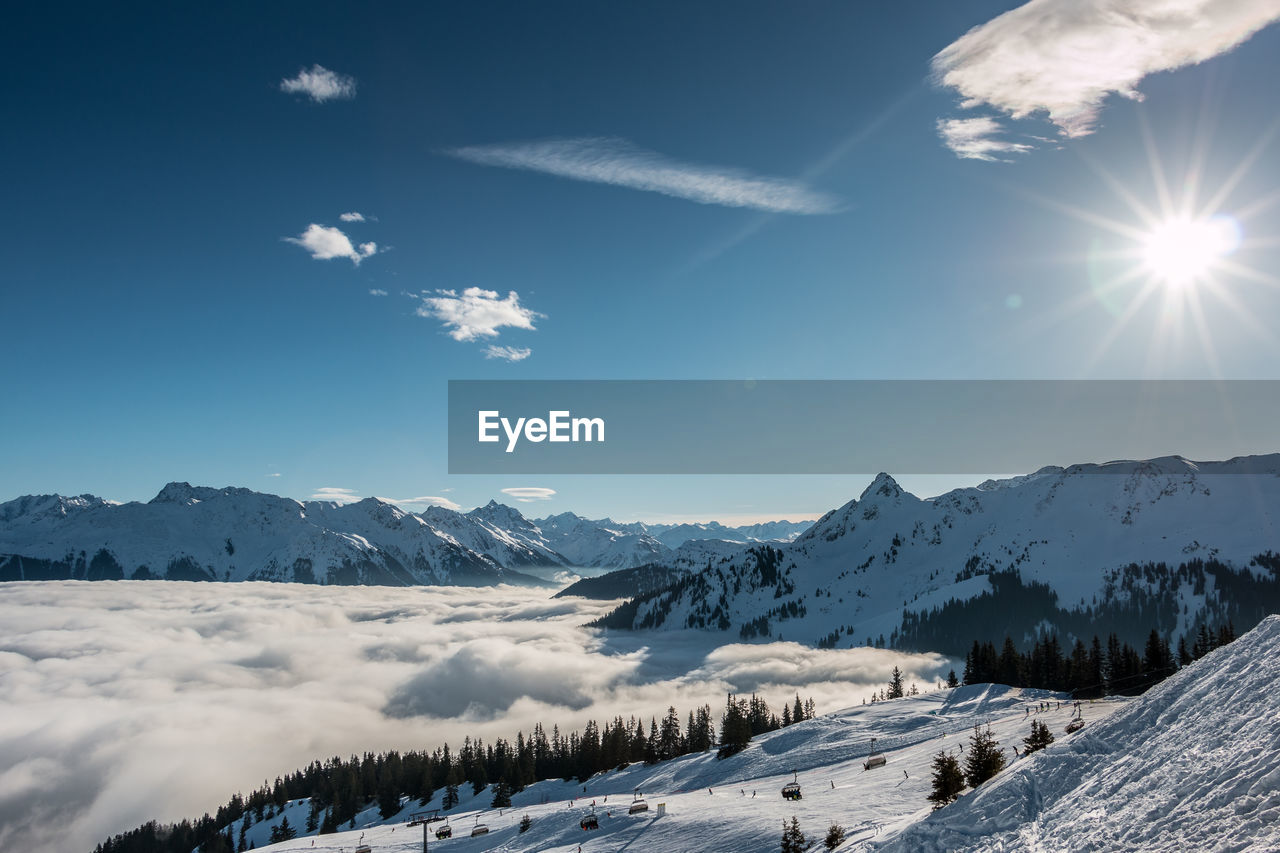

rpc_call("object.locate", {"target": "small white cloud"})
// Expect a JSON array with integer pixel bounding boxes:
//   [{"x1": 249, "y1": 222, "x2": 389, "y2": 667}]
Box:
[
  {"x1": 339, "y1": 212, "x2": 366, "y2": 222},
  {"x1": 932, "y1": 0, "x2": 1280, "y2": 157},
  {"x1": 500, "y1": 487, "x2": 556, "y2": 503},
  {"x1": 369, "y1": 288, "x2": 388, "y2": 296},
  {"x1": 449, "y1": 137, "x2": 840, "y2": 215},
  {"x1": 266, "y1": 473, "x2": 282, "y2": 478},
  {"x1": 483, "y1": 344, "x2": 532, "y2": 362},
  {"x1": 285, "y1": 224, "x2": 378, "y2": 265},
  {"x1": 279, "y1": 64, "x2": 356, "y2": 103},
  {"x1": 416, "y1": 287, "x2": 542, "y2": 342},
  {"x1": 936, "y1": 117, "x2": 1035, "y2": 162},
  {"x1": 310, "y1": 487, "x2": 361, "y2": 504}
]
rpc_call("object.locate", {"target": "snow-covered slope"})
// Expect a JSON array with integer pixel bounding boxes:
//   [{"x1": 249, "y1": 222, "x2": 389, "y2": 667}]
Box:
[
  {"x1": 0, "y1": 485, "x2": 547, "y2": 587},
  {"x1": 599, "y1": 455, "x2": 1280, "y2": 651},
  {"x1": 876, "y1": 614, "x2": 1280, "y2": 852},
  {"x1": 242, "y1": 685, "x2": 1126, "y2": 853},
  {"x1": 535, "y1": 511, "x2": 672, "y2": 568},
  {"x1": 645, "y1": 519, "x2": 813, "y2": 549}
]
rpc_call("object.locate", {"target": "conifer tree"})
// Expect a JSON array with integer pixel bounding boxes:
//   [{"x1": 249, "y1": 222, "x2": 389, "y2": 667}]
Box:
[
  {"x1": 519, "y1": 814, "x2": 532, "y2": 833},
  {"x1": 963, "y1": 725, "x2": 1006, "y2": 788},
  {"x1": 928, "y1": 750, "x2": 964, "y2": 809},
  {"x1": 490, "y1": 779, "x2": 512, "y2": 808},
  {"x1": 823, "y1": 822, "x2": 847, "y2": 849},
  {"x1": 946, "y1": 669, "x2": 959, "y2": 688},
  {"x1": 780, "y1": 816, "x2": 807, "y2": 853},
  {"x1": 887, "y1": 666, "x2": 905, "y2": 699},
  {"x1": 1023, "y1": 720, "x2": 1054, "y2": 755}
]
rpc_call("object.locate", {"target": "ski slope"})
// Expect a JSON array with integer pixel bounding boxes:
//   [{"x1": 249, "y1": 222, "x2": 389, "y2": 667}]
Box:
[
  {"x1": 245, "y1": 685, "x2": 1120, "y2": 853},
  {"x1": 875, "y1": 614, "x2": 1280, "y2": 852}
]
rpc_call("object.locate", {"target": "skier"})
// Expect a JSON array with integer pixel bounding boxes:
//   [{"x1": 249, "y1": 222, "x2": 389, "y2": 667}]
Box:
[
  {"x1": 903, "y1": 770, "x2": 909, "y2": 779},
  {"x1": 831, "y1": 781, "x2": 835, "y2": 789}
]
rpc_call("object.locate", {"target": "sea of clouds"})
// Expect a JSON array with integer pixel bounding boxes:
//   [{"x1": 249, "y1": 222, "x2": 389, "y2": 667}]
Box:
[{"x1": 0, "y1": 581, "x2": 952, "y2": 852}]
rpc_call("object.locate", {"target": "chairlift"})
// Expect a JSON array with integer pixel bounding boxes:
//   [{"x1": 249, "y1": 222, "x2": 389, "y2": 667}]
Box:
[
  {"x1": 628, "y1": 789, "x2": 649, "y2": 814},
  {"x1": 1065, "y1": 719, "x2": 1085, "y2": 734},
  {"x1": 781, "y1": 770, "x2": 802, "y2": 800},
  {"x1": 355, "y1": 846, "x2": 372, "y2": 853},
  {"x1": 580, "y1": 805, "x2": 600, "y2": 831},
  {"x1": 435, "y1": 819, "x2": 453, "y2": 840},
  {"x1": 471, "y1": 814, "x2": 490, "y2": 837},
  {"x1": 864, "y1": 738, "x2": 887, "y2": 770}
]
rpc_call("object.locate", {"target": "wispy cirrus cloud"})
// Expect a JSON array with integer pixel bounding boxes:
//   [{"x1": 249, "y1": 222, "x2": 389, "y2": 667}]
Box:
[
  {"x1": 285, "y1": 223, "x2": 377, "y2": 265},
  {"x1": 936, "y1": 117, "x2": 1037, "y2": 162},
  {"x1": 500, "y1": 487, "x2": 556, "y2": 503},
  {"x1": 932, "y1": 0, "x2": 1280, "y2": 159},
  {"x1": 416, "y1": 287, "x2": 542, "y2": 342},
  {"x1": 339, "y1": 211, "x2": 366, "y2": 222},
  {"x1": 448, "y1": 137, "x2": 840, "y2": 215},
  {"x1": 279, "y1": 64, "x2": 356, "y2": 103},
  {"x1": 484, "y1": 344, "x2": 532, "y2": 362},
  {"x1": 310, "y1": 487, "x2": 360, "y2": 504}
]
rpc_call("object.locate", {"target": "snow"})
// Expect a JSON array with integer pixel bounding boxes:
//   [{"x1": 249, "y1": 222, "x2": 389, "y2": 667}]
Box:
[
  {"x1": 614, "y1": 454, "x2": 1280, "y2": 648},
  {"x1": 244, "y1": 686, "x2": 1123, "y2": 853},
  {"x1": 874, "y1": 614, "x2": 1280, "y2": 852},
  {"x1": 236, "y1": 616, "x2": 1280, "y2": 853}
]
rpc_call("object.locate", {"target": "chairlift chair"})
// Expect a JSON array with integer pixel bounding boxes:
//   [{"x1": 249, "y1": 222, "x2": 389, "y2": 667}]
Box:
[
  {"x1": 580, "y1": 806, "x2": 600, "y2": 831},
  {"x1": 781, "y1": 770, "x2": 803, "y2": 800},
  {"x1": 355, "y1": 846, "x2": 372, "y2": 853},
  {"x1": 471, "y1": 814, "x2": 489, "y2": 837},
  {"x1": 1065, "y1": 719, "x2": 1085, "y2": 733},
  {"x1": 435, "y1": 820, "x2": 453, "y2": 840},
  {"x1": 628, "y1": 791, "x2": 649, "y2": 814},
  {"x1": 864, "y1": 752, "x2": 887, "y2": 770}
]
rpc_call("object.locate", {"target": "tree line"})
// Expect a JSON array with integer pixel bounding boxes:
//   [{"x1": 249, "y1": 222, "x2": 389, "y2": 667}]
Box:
[
  {"x1": 958, "y1": 621, "x2": 1236, "y2": 697},
  {"x1": 93, "y1": 692, "x2": 815, "y2": 853}
]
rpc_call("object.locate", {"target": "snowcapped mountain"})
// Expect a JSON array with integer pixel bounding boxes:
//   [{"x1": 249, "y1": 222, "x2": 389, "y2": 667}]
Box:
[
  {"x1": 593, "y1": 455, "x2": 1280, "y2": 652},
  {"x1": 0, "y1": 485, "x2": 812, "y2": 585},
  {"x1": 643, "y1": 519, "x2": 812, "y2": 548},
  {"x1": 535, "y1": 511, "x2": 671, "y2": 569},
  {"x1": 0, "y1": 483, "x2": 551, "y2": 587}
]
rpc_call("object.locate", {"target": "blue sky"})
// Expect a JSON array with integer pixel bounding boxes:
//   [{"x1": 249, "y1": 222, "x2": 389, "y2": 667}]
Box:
[{"x1": 3, "y1": 1, "x2": 1280, "y2": 522}]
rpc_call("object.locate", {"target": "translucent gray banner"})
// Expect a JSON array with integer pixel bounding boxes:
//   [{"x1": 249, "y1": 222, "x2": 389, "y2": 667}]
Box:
[{"x1": 447, "y1": 380, "x2": 1280, "y2": 474}]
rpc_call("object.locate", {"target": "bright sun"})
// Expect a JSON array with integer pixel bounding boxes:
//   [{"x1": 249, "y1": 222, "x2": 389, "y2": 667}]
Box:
[{"x1": 1141, "y1": 215, "x2": 1240, "y2": 288}]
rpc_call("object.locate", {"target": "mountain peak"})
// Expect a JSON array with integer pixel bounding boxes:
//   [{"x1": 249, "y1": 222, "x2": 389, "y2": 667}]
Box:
[{"x1": 859, "y1": 472, "x2": 904, "y2": 501}]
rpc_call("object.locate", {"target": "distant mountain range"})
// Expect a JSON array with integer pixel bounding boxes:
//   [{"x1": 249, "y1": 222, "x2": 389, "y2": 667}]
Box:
[
  {"x1": 580, "y1": 455, "x2": 1280, "y2": 653},
  {"x1": 0, "y1": 484, "x2": 810, "y2": 587}
]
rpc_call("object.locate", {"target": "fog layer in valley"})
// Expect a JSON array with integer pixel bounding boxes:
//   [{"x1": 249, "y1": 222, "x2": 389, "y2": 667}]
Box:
[{"x1": 0, "y1": 581, "x2": 952, "y2": 852}]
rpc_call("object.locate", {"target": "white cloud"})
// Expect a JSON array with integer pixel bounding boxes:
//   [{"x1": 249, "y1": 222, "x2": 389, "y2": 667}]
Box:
[
  {"x1": 266, "y1": 473, "x2": 282, "y2": 478},
  {"x1": 932, "y1": 0, "x2": 1280, "y2": 157},
  {"x1": 484, "y1": 344, "x2": 532, "y2": 362},
  {"x1": 279, "y1": 64, "x2": 356, "y2": 103},
  {"x1": 339, "y1": 211, "x2": 366, "y2": 222},
  {"x1": 369, "y1": 288, "x2": 388, "y2": 296},
  {"x1": 284, "y1": 224, "x2": 378, "y2": 265},
  {"x1": 449, "y1": 137, "x2": 840, "y2": 214},
  {"x1": 936, "y1": 117, "x2": 1036, "y2": 162},
  {"x1": 378, "y1": 495, "x2": 462, "y2": 511},
  {"x1": 500, "y1": 487, "x2": 556, "y2": 503},
  {"x1": 309, "y1": 487, "x2": 360, "y2": 504},
  {"x1": 0, "y1": 582, "x2": 953, "y2": 852},
  {"x1": 416, "y1": 287, "x2": 542, "y2": 341}
]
